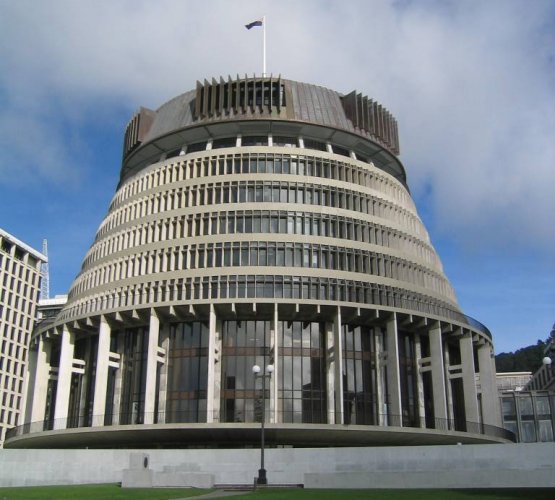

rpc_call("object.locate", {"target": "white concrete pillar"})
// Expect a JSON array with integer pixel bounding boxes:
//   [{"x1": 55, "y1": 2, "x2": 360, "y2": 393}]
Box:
[
  {"x1": 460, "y1": 332, "x2": 479, "y2": 424},
  {"x1": 111, "y1": 331, "x2": 125, "y2": 425},
  {"x1": 92, "y1": 317, "x2": 111, "y2": 426},
  {"x1": 478, "y1": 342, "x2": 501, "y2": 427},
  {"x1": 26, "y1": 338, "x2": 51, "y2": 425},
  {"x1": 270, "y1": 303, "x2": 279, "y2": 424},
  {"x1": 443, "y1": 343, "x2": 454, "y2": 427},
  {"x1": 20, "y1": 346, "x2": 38, "y2": 426},
  {"x1": 144, "y1": 310, "x2": 160, "y2": 424},
  {"x1": 213, "y1": 317, "x2": 223, "y2": 423},
  {"x1": 53, "y1": 326, "x2": 75, "y2": 430},
  {"x1": 157, "y1": 322, "x2": 170, "y2": 424},
  {"x1": 414, "y1": 333, "x2": 426, "y2": 428},
  {"x1": 386, "y1": 313, "x2": 402, "y2": 425},
  {"x1": 333, "y1": 307, "x2": 344, "y2": 424},
  {"x1": 325, "y1": 321, "x2": 335, "y2": 424},
  {"x1": 374, "y1": 328, "x2": 386, "y2": 426},
  {"x1": 206, "y1": 305, "x2": 217, "y2": 423},
  {"x1": 77, "y1": 338, "x2": 92, "y2": 427},
  {"x1": 429, "y1": 324, "x2": 448, "y2": 423}
]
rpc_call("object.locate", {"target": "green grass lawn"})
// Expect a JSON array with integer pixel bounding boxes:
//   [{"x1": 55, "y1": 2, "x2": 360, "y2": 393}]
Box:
[
  {"x1": 0, "y1": 485, "x2": 554, "y2": 500},
  {"x1": 239, "y1": 489, "x2": 554, "y2": 500},
  {"x1": 0, "y1": 483, "x2": 212, "y2": 499}
]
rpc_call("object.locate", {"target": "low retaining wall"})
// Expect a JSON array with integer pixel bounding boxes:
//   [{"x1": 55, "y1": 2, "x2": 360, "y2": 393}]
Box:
[{"x1": 0, "y1": 443, "x2": 554, "y2": 488}]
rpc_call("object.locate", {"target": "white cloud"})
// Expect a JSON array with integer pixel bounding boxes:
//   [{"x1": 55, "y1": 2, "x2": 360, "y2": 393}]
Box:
[{"x1": 0, "y1": 0, "x2": 553, "y2": 253}]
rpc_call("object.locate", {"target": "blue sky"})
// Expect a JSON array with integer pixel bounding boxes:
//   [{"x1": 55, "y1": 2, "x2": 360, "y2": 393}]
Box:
[{"x1": 0, "y1": 0, "x2": 553, "y2": 353}]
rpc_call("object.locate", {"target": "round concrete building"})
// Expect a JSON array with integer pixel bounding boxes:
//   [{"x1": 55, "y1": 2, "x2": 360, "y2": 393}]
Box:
[{"x1": 8, "y1": 76, "x2": 512, "y2": 448}]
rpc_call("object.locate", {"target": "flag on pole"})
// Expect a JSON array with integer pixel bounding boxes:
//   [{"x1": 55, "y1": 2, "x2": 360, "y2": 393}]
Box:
[{"x1": 245, "y1": 18, "x2": 263, "y2": 29}]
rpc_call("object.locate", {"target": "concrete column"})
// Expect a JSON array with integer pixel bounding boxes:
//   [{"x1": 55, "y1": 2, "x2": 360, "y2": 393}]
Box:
[
  {"x1": 414, "y1": 334, "x2": 426, "y2": 428},
  {"x1": 26, "y1": 338, "x2": 52, "y2": 425},
  {"x1": 333, "y1": 307, "x2": 344, "y2": 424},
  {"x1": 374, "y1": 329, "x2": 386, "y2": 425},
  {"x1": 144, "y1": 310, "x2": 160, "y2": 424},
  {"x1": 443, "y1": 344, "x2": 454, "y2": 427},
  {"x1": 111, "y1": 331, "x2": 125, "y2": 425},
  {"x1": 206, "y1": 305, "x2": 217, "y2": 423},
  {"x1": 429, "y1": 324, "x2": 448, "y2": 423},
  {"x1": 157, "y1": 322, "x2": 170, "y2": 424},
  {"x1": 213, "y1": 317, "x2": 223, "y2": 423},
  {"x1": 460, "y1": 332, "x2": 479, "y2": 424},
  {"x1": 325, "y1": 321, "x2": 335, "y2": 424},
  {"x1": 77, "y1": 338, "x2": 92, "y2": 427},
  {"x1": 478, "y1": 343, "x2": 501, "y2": 426},
  {"x1": 270, "y1": 303, "x2": 279, "y2": 424},
  {"x1": 386, "y1": 313, "x2": 402, "y2": 425},
  {"x1": 53, "y1": 326, "x2": 75, "y2": 430},
  {"x1": 92, "y1": 317, "x2": 111, "y2": 426},
  {"x1": 21, "y1": 345, "x2": 38, "y2": 426}
]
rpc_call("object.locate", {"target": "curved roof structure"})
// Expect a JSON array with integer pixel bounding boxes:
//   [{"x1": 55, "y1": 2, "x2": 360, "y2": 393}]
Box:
[{"x1": 120, "y1": 76, "x2": 405, "y2": 187}]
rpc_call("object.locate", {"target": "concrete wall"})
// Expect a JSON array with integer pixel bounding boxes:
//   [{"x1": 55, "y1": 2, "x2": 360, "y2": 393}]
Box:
[{"x1": 0, "y1": 443, "x2": 554, "y2": 489}]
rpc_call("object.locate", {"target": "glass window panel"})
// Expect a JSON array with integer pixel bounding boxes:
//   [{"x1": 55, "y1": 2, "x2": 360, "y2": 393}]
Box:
[
  {"x1": 538, "y1": 420, "x2": 554, "y2": 442},
  {"x1": 518, "y1": 396, "x2": 534, "y2": 418},
  {"x1": 535, "y1": 396, "x2": 550, "y2": 417},
  {"x1": 521, "y1": 421, "x2": 536, "y2": 442}
]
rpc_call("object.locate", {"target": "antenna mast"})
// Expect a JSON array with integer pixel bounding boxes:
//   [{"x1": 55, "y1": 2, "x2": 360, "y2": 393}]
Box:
[{"x1": 40, "y1": 239, "x2": 50, "y2": 300}]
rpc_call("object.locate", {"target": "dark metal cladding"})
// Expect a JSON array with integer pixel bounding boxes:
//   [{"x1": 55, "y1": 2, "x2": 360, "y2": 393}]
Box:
[
  {"x1": 122, "y1": 107, "x2": 155, "y2": 160},
  {"x1": 122, "y1": 76, "x2": 401, "y2": 164}
]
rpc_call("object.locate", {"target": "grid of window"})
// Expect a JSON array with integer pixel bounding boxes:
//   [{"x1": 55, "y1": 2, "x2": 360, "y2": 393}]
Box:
[
  {"x1": 501, "y1": 392, "x2": 555, "y2": 443},
  {"x1": 166, "y1": 322, "x2": 209, "y2": 423},
  {"x1": 73, "y1": 239, "x2": 449, "y2": 302},
  {"x1": 109, "y1": 152, "x2": 411, "y2": 221},
  {"x1": 119, "y1": 328, "x2": 148, "y2": 425},
  {"x1": 101, "y1": 179, "x2": 420, "y2": 242},
  {"x1": 60, "y1": 274, "x2": 479, "y2": 339},
  {"x1": 398, "y1": 331, "x2": 418, "y2": 427},
  {"x1": 80, "y1": 209, "x2": 439, "y2": 274},
  {"x1": 342, "y1": 325, "x2": 379, "y2": 425},
  {"x1": 220, "y1": 320, "x2": 271, "y2": 423},
  {"x1": 0, "y1": 235, "x2": 42, "y2": 446},
  {"x1": 279, "y1": 321, "x2": 327, "y2": 423}
]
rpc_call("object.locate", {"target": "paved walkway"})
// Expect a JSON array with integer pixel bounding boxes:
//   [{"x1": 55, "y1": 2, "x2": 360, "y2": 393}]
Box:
[{"x1": 173, "y1": 489, "x2": 252, "y2": 499}]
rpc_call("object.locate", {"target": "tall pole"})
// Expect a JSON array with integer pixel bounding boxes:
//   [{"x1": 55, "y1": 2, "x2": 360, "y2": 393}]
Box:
[
  {"x1": 260, "y1": 367, "x2": 266, "y2": 474},
  {"x1": 252, "y1": 363, "x2": 273, "y2": 485},
  {"x1": 263, "y1": 15, "x2": 266, "y2": 77}
]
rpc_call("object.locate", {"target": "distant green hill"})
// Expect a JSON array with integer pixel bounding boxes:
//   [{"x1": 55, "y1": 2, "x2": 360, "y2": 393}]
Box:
[{"x1": 495, "y1": 340, "x2": 546, "y2": 373}]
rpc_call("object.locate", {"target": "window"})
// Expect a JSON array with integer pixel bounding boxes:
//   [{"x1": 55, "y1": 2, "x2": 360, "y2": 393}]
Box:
[
  {"x1": 212, "y1": 137, "x2": 237, "y2": 149},
  {"x1": 303, "y1": 138, "x2": 327, "y2": 152},
  {"x1": 242, "y1": 136, "x2": 268, "y2": 147},
  {"x1": 273, "y1": 136, "x2": 297, "y2": 147}
]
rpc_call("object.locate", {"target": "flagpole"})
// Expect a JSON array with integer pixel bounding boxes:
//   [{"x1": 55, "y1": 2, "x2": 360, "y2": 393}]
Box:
[{"x1": 263, "y1": 16, "x2": 266, "y2": 77}]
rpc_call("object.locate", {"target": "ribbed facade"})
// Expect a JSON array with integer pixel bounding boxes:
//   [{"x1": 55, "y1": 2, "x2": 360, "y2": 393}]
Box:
[
  {"x1": 0, "y1": 229, "x2": 45, "y2": 447},
  {"x1": 8, "y1": 77, "x2": 511, "y2": 449}
]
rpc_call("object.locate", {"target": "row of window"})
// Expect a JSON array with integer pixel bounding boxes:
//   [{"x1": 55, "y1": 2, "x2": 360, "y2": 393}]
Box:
[
  {"x1": 72, "y1": 240, "x2": 450, "y2": 300},
  {"x1": 61, "y1": 274, "x2": 471, "y2": 334},
  {"x1": 97, "y1": 180, "x2": 423, "y2": 252},
  {"x1": 115, "y1": 152, "x2": 409, "y2": 213},
  {"x1": 501, "y1": 392, "x2": 554, "y2": 442},
  {"x1": 83, "y1": 210, "x2": 438, "y2": 274}
]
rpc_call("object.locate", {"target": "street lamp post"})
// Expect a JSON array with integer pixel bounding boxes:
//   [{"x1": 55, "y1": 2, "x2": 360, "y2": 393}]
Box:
[{"x1": 252, "y1": 363, "x2": 274, "y2": 486}]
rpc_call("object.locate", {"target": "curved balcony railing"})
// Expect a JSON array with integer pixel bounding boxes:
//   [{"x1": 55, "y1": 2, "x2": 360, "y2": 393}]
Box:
[{"x1": 6, "y1": 410, "x2": 515, "y2": 443}]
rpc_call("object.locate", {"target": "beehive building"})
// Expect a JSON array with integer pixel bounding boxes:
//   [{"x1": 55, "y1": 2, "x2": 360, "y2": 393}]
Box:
[{"x1": 8, "y1": 76, "x2": 511, "y2": 448}]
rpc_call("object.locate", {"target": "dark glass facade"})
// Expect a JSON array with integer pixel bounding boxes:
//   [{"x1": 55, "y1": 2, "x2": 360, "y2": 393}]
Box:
[
  {"x1": 279, "y1": 321, "x2": 326, "y2": 423},
  {"x1": 166, "y1": 322, "x2": 209, "y2": 423},
  {"x1": 221, "y1": 320, "x2": 271, "y2": 423}
]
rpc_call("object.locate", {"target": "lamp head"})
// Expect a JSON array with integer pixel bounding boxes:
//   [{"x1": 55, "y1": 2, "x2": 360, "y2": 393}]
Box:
[
  {"x1": 252, "y1": 364, "x2": 261, "y2": 374},
  {"x1": 266, "y1": 364, "x2": 274, "y2": 374},
  {"x1": 542, "y1": 356, "x2": 552, "y2": 366}
]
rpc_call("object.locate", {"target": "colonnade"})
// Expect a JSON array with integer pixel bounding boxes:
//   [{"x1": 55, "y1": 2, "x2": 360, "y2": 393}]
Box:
[{"x1": 23, "y1": 304, "x2": 501, "y2": 434}]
